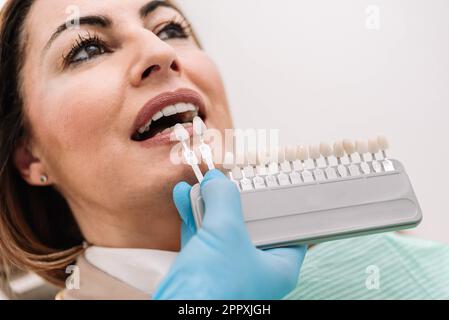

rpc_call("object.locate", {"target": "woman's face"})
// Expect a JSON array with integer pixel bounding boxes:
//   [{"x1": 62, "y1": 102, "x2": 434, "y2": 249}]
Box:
[{"x1": 16, "y1": 0, "x2": 232, "y2": 249}]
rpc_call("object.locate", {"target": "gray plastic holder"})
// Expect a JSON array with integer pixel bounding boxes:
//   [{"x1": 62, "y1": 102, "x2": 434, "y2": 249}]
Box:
[{"x1": 189, "y1": 159, "x2": 422, "y2": 249}]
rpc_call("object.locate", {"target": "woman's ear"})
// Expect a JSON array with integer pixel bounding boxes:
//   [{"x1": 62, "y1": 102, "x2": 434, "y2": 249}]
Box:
[{"x1": 13, "y1": 139, "x2": 50, "y2": 186}]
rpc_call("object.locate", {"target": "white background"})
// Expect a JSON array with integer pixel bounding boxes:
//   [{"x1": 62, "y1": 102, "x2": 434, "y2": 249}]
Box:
[
  {"x1": 1, "y1": 0, "x2": 448, "y2": 243},
  {"x1": 178, "y1": 0, "x2": 449, "y2": 244}
]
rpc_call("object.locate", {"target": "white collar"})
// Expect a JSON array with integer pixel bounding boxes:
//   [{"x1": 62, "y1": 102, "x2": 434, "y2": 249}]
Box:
[{"x1": 84, "y1": 246, "x2": 178, "y2": 296}]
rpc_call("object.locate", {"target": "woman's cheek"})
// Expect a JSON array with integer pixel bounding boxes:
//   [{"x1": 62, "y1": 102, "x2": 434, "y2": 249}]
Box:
[
  {"x1": 39, "y1": 70, "x2": 126, "y2": 151},
  {"x1": 180, "y1": 48, "x2": 226, "y2": 99}
]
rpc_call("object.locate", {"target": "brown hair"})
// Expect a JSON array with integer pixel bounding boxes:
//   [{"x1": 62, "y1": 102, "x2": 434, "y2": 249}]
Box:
[{"x1": 0, "y1": 0, "x2": 198, "y2": 288}]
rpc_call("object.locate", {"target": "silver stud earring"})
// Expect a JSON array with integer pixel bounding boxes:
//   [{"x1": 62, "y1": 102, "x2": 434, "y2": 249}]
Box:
[{"x1": 39, "y1": 175, "x2": 48, "y2": 184}]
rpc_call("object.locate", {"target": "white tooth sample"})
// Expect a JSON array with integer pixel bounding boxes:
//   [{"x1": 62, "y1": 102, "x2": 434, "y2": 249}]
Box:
[
  {"x1": 368, "y1": 138, "x2": 380, "y2": 154},
  {"x1": 377, "y1": 135, "x2": 394, "y2": 171},
  {"x1": 255, "y1": 150, "x2": 269, "y2": 176},
  {"x1": 246, "y1": 150, "x2": 258, "y2": 167},
  {"x1": 356, "y1": 139, "x2": 370, "y2": 174},
  {"x1": 334, "y1": 141, "x2": 348, "y2": 177},
  {"x1": 223, "y1": 152, "x2": 235, "y2": 170},
  {"x1": 297, "y1": 145, "x2": 309, "y2": 161},
  {"x1": 277, "y1": 147, "x2": 286, "y2": 163},
  {"x1": 343, "y1": 139, "x2": 356, "y2": 156},
  {"x1": 308, "y1": 145, "x2": 321, "y2": 160},
  {"x1": 162, "y1": 105, "x2": 177, "y2": 116},
  {"x1": 369, "y1": 138, "x2": 382, "y2": 172},
  {"x1": 279, "y1": 147, "x2": 293, "y2": 173},
  {"x1": 257, "y1": 150, "x2": 269, "y2": 166},
  {"x1": 296, "y1": 145, "x2": 312, "y2": 181},
  {"x1": 174, "y1": 123, "x2": 190, "y2": 142},
  {"x1": 333, "y1": 141, "x2": 345, "y2": 159},
  {"x1": 377, "y1": 136, "x2": 389, "y2": 151},
  {"x1": 193, "y1": 116, "x2": 207, "y2": 137},
  {"x1": 344, "y1": 139, "x2": 360, "y2": 175},
  {"x1": 319, "y1": 142, "x2": 333, "y2": 158},
  {"x1": 152, "y1": 111, "x2": 163, "y2": 121},
  {"x1": 355, "y1": 139, "x2": 369, "y2": 155},
  {"x1": 235, "y1": 152, "x2": 246, "y2": 167},
  {"x1": 175, "y1": 103, "x2": 188, "y2": 114},
  {"x1": 243, "y1": 152, "x2": 256, "y2": 178},
  {"x1": 285, "y1": 146, "x2": 297, "y2": 162}
]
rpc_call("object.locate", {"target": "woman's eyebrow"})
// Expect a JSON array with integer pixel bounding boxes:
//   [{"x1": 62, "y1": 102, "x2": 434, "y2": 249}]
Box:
[
  {"x1": 43, "y1": 0, "x2": 175, "y2": 53},
  {"x1": 43, "y1": 15, "x2": 111, "y2": 52}
]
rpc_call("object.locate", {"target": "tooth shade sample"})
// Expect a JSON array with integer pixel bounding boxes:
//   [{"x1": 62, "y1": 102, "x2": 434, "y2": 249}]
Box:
[
  {"x1": 368, "y1": 138, "x2": 380, "y2": 154},
  {"x1": 285, "y1": 146, "x2": 297, "y2": 162},
  {"x1": 297, "y1": 145, "x2": 309, "y2": 161},
  {"x1": 355, "y1": 140, "x2": 369, "y2": 154},
  {"x1": 174, "y1": 124, "x2": 190, "y2": 142},
  {"x1": 223, "y1": 152, "x2": 235, "y2": 169},
  {"x1": 333, "y1": 141, "x2": 345, "y2": 158},
  {"x1": 257, "y1": 150, "x2": 269, "y2": 166},
  {"x1": 235, "y1": 152, "x2": 246, "y2": 167},
  {"x1": 343, "y1": 139, "x2": 356, "y2": 155},
  {"x1": 377, "y1": 136, "x2": 389, "y2": 150},
  {"x1": 319, "y1": 142, "x2": 333, "y2": 158},
  {"x1": 193, "y1": 116, "x2": 207, "y2": 137},
  {"x1": 277, "y1": 147, "x2": 286, "y2": 163},
  {"x1": 309, "y1": 145, "x2": 321, "y2": 160},
  {"x1": 246, "y1": 151, "x2": 258, "y2": 166}
]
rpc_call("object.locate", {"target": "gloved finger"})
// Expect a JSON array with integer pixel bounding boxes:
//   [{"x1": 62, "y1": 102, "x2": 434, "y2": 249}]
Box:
[
  {"x1": 181, "y1": 222, "x2": 194, "y2": 248},
  {"x1": 200, "y1": 169, "x2": 227, "y2": 187},
  {"x1": 200, "y1": 169, "x2": 245, "y2": 230},
  {"x1": 173, "y1": 181, "x2": 197, "y2": 235}
]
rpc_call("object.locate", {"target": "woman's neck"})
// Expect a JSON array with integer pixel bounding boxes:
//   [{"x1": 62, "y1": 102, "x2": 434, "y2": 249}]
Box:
[{"x1": 73, "y1": 202, "x2": 182, "y2": 252}]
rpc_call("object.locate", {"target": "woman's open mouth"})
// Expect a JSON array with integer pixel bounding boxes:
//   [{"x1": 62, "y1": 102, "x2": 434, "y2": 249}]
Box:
[
  {"x1": 130, "y1": 88, "x2": 206, "y2": 143},
  {"x1": 131, "y1": 104, "x2": 199, "y2": 141}
]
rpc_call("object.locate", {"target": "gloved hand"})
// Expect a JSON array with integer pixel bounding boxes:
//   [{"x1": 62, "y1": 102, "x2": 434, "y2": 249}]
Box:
[{"x1": 152, "y1": 169, "x2": 307, "y2": 300}]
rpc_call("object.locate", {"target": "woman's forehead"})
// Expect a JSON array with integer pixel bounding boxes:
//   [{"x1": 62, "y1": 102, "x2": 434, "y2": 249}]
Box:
[{"x1": 24, "y1": 0, "x2": 177, "y2": 52}]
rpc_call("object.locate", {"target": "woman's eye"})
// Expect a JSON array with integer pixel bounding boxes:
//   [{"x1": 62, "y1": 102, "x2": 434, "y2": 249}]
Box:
[
  {"x1": 63, "y1": 34, "x2": 111, "y2": 68},
  {"x1": 70, "y1": 43, "x2": 107, "y2": 64},
  {"x1": 157, "y1": 23, "x2": 189, "y2": 41}
]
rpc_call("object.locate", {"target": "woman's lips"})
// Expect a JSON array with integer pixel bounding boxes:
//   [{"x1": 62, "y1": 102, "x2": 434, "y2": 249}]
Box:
[{"x1": 131, "y1": 88, "x2": 206, "y2": 138}]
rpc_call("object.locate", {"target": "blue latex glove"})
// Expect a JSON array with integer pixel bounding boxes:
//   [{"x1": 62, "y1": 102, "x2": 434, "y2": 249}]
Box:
[{"x1": 153, "y1": 169, "x2": 307, "y2": 300}]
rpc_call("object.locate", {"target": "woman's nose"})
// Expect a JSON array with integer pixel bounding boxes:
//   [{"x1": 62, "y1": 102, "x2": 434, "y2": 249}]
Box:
[{"x1": 129, "y1": 33, "x2": 182, "y2": 87}]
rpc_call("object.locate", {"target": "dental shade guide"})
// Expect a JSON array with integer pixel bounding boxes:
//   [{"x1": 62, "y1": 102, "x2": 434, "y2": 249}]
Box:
[
  {"x1": 174, "y1": 124, "x2": 204, "y2": 183},
  {"x1": 193, "y1": 116, "x2": 215, "y2": 171},
  {"x1": 188, "y1": 136, "x2": 422, "y2": 248}
]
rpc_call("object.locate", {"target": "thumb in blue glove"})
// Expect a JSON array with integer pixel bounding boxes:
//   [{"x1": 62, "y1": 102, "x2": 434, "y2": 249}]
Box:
[{"x1": 153, "y1": 169, "x2": 307, "y2": 300}]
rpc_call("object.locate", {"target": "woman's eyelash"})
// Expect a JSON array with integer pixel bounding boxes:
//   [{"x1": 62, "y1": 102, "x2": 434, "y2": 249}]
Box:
[
  {"x1": 155, "y1": 16, "x2": 193, "y2": 39},
  {"x1": 61, "y1": 32, "x2": 110, "y2": 68}
]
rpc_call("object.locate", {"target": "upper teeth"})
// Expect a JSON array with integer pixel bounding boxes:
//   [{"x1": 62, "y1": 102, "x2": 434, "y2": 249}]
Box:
[{"x1": 138, "y1": 103, "x2": 198, "y2": 134}]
